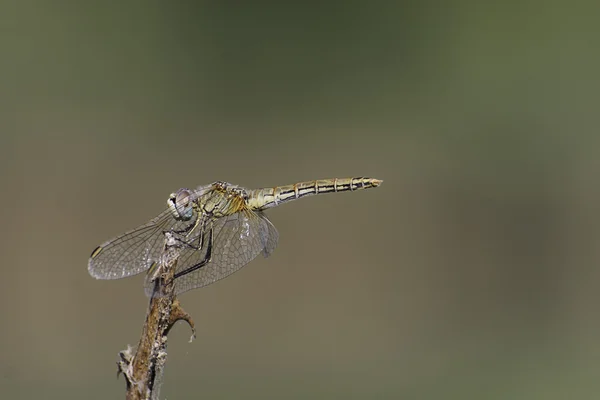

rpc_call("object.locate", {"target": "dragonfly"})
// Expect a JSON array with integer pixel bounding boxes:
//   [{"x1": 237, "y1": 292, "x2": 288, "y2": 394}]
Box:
[{"x1": 88, "y1": 177, "x2": 382, "y2": 295}]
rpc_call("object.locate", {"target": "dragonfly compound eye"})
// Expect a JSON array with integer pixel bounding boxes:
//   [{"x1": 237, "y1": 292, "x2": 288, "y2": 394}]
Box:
[
  {"x1": 176, "y1": 190, "x2": 190, "y2": 207},
  {"x1": 167, "y1": 189, "x2": 194, "y2": 220}
]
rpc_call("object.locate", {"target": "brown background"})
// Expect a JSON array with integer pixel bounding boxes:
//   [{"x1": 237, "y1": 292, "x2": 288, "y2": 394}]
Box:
[{"x1": 1, "y1": 2, "x2": 599, "y2": 399}]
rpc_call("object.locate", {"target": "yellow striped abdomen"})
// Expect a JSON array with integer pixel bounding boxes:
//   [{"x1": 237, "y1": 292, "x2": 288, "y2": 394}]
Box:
[{"x1": 247, "y1": 177, "x2": 382, "y2": 210}]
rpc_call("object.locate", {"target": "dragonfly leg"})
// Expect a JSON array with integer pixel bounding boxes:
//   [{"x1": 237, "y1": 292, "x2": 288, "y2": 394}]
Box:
[
  {"x1": 184, "y1": 209, "x2": 203, "y2": 238},
  {"x1": 173, "y1": 227, "x2": 213, "y2": 279},
  {"x1": 167, "y1": 218, "x2": 206, "y2": 251}
]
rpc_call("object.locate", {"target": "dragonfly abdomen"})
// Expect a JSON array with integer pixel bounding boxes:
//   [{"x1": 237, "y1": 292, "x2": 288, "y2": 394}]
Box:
[{"x1": 247, "y1": 177, "x2": 382, "y2": 210}]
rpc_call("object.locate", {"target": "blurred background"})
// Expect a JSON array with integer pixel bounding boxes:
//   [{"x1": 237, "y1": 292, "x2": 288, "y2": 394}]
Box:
[{"x1": 1, "y1": 1, "x2": 599, "y2": 399}]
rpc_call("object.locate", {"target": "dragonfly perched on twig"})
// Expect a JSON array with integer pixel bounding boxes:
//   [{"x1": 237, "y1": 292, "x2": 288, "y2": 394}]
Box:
[{"x1": 88, "y1": 177, "x2": 382, "y2": 295}]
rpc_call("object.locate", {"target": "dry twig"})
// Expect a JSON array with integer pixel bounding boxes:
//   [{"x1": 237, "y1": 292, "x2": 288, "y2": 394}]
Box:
[{"x1": 117, "y1": 232, "x2": 196, "y2": 400}]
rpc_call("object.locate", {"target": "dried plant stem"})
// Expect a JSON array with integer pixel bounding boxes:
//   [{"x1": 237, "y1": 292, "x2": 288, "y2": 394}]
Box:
[{"x1": 118, "y1": 236, "x2": 196, "y2": 400}]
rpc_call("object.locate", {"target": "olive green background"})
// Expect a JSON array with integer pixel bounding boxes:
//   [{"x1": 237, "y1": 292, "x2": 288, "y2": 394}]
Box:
[{"x1": 1, "y1": 2, "x2": 599, "y2": 399}]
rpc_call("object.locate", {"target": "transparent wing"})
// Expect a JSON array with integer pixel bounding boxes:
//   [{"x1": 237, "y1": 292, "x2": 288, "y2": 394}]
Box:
[
  {"x1": 256, "y1": 211, "x2": 279, "y2": 258},
  {"x1": 88, "y1": 209, "x2": 195, "y2": 280},
  {"x1": 163, "y1": 209, "x2": 279, "y2": 295}
]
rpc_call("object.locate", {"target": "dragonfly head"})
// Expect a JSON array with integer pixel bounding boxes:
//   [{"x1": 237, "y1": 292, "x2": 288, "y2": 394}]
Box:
[{"x1": 168, "y1": 189, "x2": 194, "y2": 221}]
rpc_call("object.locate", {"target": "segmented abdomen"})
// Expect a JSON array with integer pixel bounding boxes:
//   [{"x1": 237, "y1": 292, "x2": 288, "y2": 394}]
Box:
[{"x1": 247, "y1": 177, "x2": 382, "y2": 210}]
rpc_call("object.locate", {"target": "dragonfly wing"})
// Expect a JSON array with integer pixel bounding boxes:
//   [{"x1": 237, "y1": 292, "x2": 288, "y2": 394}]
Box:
[
  {"x1": 171, "y1": 209, "x2": 273, "y2": 294},
  {"x1": 88, "y1": 209, "x2": 187, "y2": 280},
  {"x1": 256, "y1": 211, "x2": 279, "y2": 258}
]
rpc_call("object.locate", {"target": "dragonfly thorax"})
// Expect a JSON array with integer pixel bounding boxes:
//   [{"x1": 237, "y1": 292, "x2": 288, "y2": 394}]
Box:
[
  {"x1": 197, "y1": 183, "x2": 247, "y2": 217},
  {"x1": 167, "y1": 189, "x2": 195, "y2": 221}
]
